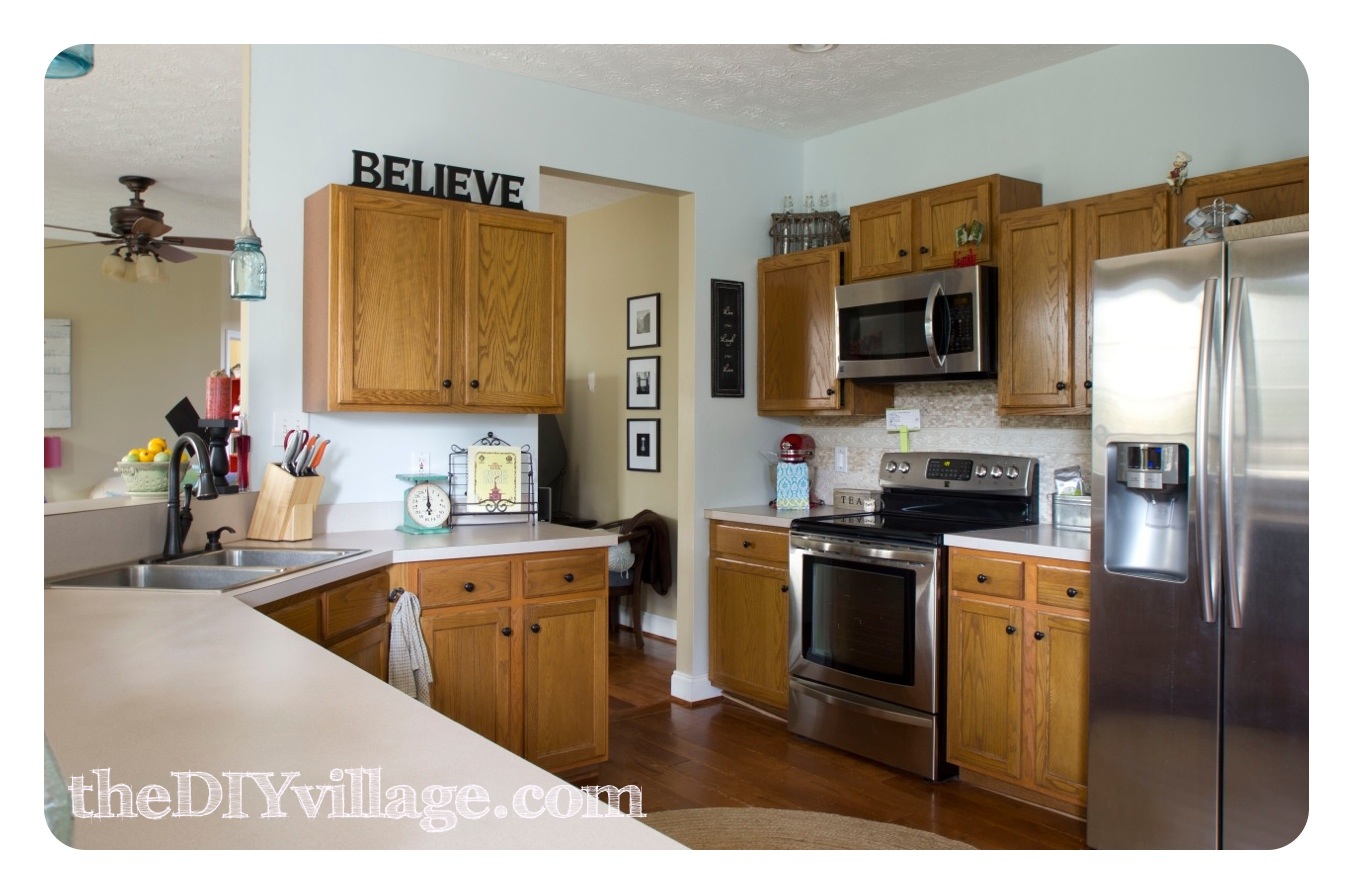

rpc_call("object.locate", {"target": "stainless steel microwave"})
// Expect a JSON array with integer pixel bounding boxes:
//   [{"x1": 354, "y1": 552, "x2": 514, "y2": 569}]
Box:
[{"x1": 835, "y1": 265, "x2": 996, "y2": 382}]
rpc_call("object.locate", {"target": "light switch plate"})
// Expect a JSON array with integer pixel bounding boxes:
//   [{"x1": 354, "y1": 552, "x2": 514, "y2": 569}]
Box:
[{"x1": 885, "y1": 408, "x2": 921, "y2": 431}]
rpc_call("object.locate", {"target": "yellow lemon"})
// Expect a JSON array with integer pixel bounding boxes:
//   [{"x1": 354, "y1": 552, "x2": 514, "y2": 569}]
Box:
[
  {"x1": 148, "y1": 437, "x2": 167, "y2": 453},
  {"x1": 138, "y1": 448, "x2": 155, "y2": 462}
]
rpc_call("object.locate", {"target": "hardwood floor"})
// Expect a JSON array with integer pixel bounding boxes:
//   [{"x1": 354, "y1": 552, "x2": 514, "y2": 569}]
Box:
[{"x1": 597, "y1": 635, "x2": 1088, "y2": 850}]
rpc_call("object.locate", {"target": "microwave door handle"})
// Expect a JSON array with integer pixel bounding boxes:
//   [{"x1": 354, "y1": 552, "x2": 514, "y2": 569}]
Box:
[{"x1": 923, "y1": 282, "x2": 946, "y2": 367}]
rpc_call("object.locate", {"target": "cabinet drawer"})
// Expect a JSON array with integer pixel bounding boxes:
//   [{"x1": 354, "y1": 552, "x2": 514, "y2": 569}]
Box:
[
  {"x1": 416, "y1": 558, "x2": 514, "y2": 608},
  {"x1": 711, "y1": 522, "x2": 788, "y2": 564},
  {"x1": 1035, "y1": 564, "x2": 1091, "y2": 612},
  {"x1": 523, "y1": 549, "x2": 607, "y2": 598},
  {"x1": 267, "y1": 597, "x2": 320, "y2": 643},
  {"x1": 321, "y1": 569, "x2": 392, "y2": 641},
  {"x1": 950, "y1": 552, "x2": 1024, "y2": 599}
]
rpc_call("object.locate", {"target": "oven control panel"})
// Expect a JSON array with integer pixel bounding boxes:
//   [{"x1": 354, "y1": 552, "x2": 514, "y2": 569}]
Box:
[{"x1": 878, "y1": 452, "x2": 1036, "y2": 495}]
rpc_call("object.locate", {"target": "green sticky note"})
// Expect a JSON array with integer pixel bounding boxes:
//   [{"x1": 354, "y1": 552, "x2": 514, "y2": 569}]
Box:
[{"x1": 899, "y1": 427, "x2": 909, "y2": 451}]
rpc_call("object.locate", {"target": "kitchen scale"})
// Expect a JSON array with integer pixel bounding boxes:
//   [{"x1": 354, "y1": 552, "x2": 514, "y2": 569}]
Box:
[{"x1": 396, "y1": 473, "x2": 453, "y2": 534}]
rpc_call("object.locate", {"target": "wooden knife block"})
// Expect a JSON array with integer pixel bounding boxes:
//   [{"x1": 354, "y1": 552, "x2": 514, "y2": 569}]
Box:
[{"x1": 247, "y1": 463, "x2": 325, "y2": 541}]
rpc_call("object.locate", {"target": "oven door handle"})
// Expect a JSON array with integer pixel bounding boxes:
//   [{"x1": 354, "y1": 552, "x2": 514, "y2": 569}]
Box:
[
  {"x1": 791, "y1": 535, "x2": 937, "y2": 567},
  {"x1": 790, "y1": 677, "x2": 935, "y2": 728}
]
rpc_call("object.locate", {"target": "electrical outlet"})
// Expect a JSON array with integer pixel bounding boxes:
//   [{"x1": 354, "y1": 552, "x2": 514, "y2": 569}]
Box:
[
  {"x1": 272, "y1": 411, "x2": 310, "y2": 446},
  {"x1": 834, "y1": 446, "x2": 848, "y2": 472},
  {"x1": 885, "y1": 408, "x2": 921, "y2": 432},
  {"x1": 412, "y1": 452, "x2": 430, "y2": 474}
]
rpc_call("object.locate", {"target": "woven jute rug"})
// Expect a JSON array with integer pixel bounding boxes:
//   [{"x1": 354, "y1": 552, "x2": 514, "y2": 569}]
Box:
[{"x1": 637, "y1": 807, "x2": 976, "y2": 850}]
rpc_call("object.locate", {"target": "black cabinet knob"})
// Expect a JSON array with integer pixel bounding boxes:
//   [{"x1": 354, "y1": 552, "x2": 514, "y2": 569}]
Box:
[
  {"x1": 742, "y1": 540, "x2": 752, "y2": 549},
  {"x1": 388, "y1": 587, "x2": 404, "y2": 603},
  {"x1": 897, "y1": 248, "x2": 908, "y2": 258},
  {"x1": 826, "y1": 387, "x2": 836, "y2": 396},
  {"x1": 977, "y1": 573, "x2": 989, "y2": 583},
  {"x1": 464, "y1": 582, "x2": 475, "y2": 592},
  {"x1": 469, "y1": 379, "x2": 480, "y2": 389},
  {"x1": 1066, "y1": 587, "x2": 1078, "y2": 598},
  {"x1": 919, "y1": 246, "x2": 930, "y2": 255},
  {"x1": 530, "y1": 623, "x2": 541, "y2": 633},
  {"x1": 1056, "y1": 381, "x2": 1067, "y2": 391},
  {"x1": 563, "y1": 573, "x2": 574, "y2": 582},
  {"x1": 1005, "y1": 625, "x2": 1017, "y2": 635},
  {"x1": 442, "y1": 379, "x2": 452, "y2": 388},
  {"x1": 500, "y1": 626, "x2": 512, "y2": 637},
  {"x1": 1034, "y1": 631, "x2": 1046, "y2": 641},
  {"x1": 780, "y1": 585, "x2": 789, "y2": 593},
  {"x1": 1084, "y1": 380, "x2": 1093, "y2": 390}
]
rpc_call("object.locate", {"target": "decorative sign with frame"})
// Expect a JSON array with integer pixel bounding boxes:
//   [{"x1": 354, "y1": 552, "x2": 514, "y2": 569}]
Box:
[
  {"x1": 711, "y1": 279, "x2": 744, "y2": 398},
  {"x1": 626, "y1": 356, "x2": 660, "y2": 410},
  {"x1": 627, "y1": 418, "x2": 660, "y2": 472},
  {"x1": 627, "y1": 293, "x2": 660, "y2": 349},
  {"x1": 467, "y1": 444, "x2": 523, "y2": 513}
]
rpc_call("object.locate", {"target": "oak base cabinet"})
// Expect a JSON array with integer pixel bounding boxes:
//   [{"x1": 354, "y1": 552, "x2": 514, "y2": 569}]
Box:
[
  {"x1": 708, "y1": 520, "x2": 790, "y2": 712},
  {"x1": 260, "y1": 567, "x2": 394, "y2": 682},
  {"x1": 946, "y1": 548, "x2": 1091, "y2": 812},
  {"x1": 393, "y1": 548, "x2": 608, "y2": 775}
]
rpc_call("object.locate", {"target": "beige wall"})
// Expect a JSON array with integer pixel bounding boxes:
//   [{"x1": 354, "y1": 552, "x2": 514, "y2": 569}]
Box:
[
  {"x1": 44, "y1": 241, "x2": 238, "y2": 502},
  {"x1": 562, "y1": 192, "x2": 680, "y2": 624}
]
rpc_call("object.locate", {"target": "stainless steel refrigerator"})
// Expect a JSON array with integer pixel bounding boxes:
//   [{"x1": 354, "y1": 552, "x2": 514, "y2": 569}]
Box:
[{"x1": 1087, "y1": 227, "x2": 1308, "y2": 849}]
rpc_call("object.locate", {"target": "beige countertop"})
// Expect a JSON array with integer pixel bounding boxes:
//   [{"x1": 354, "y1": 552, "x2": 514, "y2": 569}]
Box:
[{"x1": 43, "y1": 522, "x2": 679, "y2": 850}]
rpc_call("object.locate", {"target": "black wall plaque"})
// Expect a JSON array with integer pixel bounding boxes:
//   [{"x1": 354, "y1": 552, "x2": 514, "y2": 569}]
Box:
[{"x1": 711, "y1": 279, "x2": 744, "y2": 398}]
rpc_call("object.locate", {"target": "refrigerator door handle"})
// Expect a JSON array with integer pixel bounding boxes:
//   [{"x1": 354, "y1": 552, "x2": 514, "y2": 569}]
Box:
[
  {"x1": 1221, "y1": 275, "x2": 1246, "y2": 629},
  {"x1": 1195, "y1": 276, "x2": 1220, "y2": 625}
]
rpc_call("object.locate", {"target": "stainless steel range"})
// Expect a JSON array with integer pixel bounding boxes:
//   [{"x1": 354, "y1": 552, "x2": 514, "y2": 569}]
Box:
[{"x1": 787, "y1": 451, "x2": 1039, "y2": 780}]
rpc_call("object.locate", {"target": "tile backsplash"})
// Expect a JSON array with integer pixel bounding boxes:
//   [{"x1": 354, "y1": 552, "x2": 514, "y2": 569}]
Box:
[{"x1": 776, "y1": 381, "x2": 1090, "y2": 524}]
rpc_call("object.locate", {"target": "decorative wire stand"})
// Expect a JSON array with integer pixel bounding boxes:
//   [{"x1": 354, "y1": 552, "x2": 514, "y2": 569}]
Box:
[
  {"x1": 769, "y1": 211, "x2": 849, "y2": 255},
  {"x1": 447, "y1": 432, "x2": 537, "y2": 525}
]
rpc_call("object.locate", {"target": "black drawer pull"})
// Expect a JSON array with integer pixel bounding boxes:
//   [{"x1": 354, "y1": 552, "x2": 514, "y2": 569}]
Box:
[
  {"x1": 742, "y1": 540, "x2": 752, "y2": 549},
  {"x1": 977, "y1": 574, "x2": 989, "y2": 583},
  {"x1": 919, "y1": 246, "x2": 930, "y2": 255},
  {"x1": 1066, "y1": 587, "x2": 1078, "y2": 598},
  {"x1": 442, "y1": 379, "x2": 452, "y2": 388},
  {"x1": 1034, "y1": 631, "x2": 1046, "y2": 641},
  {"x1": 780, "y1": 585, "x2": 789, "y2": 593},
  {"x1": 897, "y1": 248, "x2": 908, "y2": 258},
  {"x1": 1056, "y1": 381, "x2": 1067, "y2": 391},
  {"x1": 1084, "y1": 380, "x2": 1093, "y2": 390},
  {"x1": 1005, "y1": 625, "x2": 1017, "y2": 635},
  {"x1": 563, "y1": 573, "x2": 574, "y2": 582},
  {"x1": 464, "y1": 582, "x2": 475, "y2": 592},
  {"x1": 500, "y1": 626, "x2": 512, "y2": 637},
  {"x1": 469, "y1": 379, "x2": 480, "y2": 389}
]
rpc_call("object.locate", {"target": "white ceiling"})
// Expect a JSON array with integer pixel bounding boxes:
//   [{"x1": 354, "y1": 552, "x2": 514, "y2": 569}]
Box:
[{"x1": 44, "y1": 44, "x2": 1108, "y2": 244}]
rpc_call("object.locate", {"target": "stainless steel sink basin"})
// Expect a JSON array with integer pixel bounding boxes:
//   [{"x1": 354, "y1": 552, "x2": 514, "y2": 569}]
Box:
[
  {"x1": 47, "y1": 564, "x2": 286, "y2": 591},
  {"x1": 165, "y1": 547, "x2": 367, "y2": 570}
]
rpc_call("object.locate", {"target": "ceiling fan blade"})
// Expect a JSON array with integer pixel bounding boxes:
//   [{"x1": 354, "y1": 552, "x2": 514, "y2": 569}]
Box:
[
  {"x1": 162, "y1": 235, "x2": 237, "y2": 252},
  {"x1": 45, "y1": 224, "x2": 119, "y2": 240},
  {"x1": 131, "y1": 216, "x2": 173, "y2": 239},
  {"x1": 45, "y1": 240, "x2": 119, "y2": 250},
  {"x1": 154, "y1": 243, "x2": 197, "y2": 263}
]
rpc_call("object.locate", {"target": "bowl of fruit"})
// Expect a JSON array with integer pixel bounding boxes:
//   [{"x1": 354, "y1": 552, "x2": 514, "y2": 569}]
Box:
[{"x1": 114, "y1": 438, "x2": 194, "y2": 496}]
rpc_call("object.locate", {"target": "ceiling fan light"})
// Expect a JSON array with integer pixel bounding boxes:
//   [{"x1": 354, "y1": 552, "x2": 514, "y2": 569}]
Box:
[
  {"x1": 135, "y1": 253, "x2": 162, "y2": 283},
  {"x1": 100, "y1": 252, "x2": 125, "y2": 280}
]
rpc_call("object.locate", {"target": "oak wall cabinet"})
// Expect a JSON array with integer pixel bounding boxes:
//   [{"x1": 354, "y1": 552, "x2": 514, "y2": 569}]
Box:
[{"x1": 303, "y1": 185, "x2": 566, "y2": 414}]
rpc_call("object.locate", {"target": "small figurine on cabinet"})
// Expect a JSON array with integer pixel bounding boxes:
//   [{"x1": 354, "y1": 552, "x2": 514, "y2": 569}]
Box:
[{"x1": 1166, "y1": 151, "x2": 1192, "y2": 195}]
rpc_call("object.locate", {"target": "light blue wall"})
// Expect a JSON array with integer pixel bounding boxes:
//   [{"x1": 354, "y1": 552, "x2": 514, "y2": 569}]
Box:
[{"x1": 805, "y1": 44, "x2": 1309, "y2": 207}]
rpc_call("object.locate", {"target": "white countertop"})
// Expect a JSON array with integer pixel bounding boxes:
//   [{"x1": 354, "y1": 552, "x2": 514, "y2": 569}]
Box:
[
  {"x1": 43, "y1": 522, "x2": 679, "y2": 850},
  {"x1": 705, "y1": 505, "x2": 1090, "y2": 563}
]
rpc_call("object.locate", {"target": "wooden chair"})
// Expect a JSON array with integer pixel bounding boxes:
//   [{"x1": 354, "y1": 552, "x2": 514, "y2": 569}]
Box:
[{"x1": 601, "y1": 524, "x2": 649, "y2": 650}]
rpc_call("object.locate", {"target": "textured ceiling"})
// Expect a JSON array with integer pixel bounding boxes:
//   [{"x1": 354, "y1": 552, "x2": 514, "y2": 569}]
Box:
[{"x1": 44, "y1": 44, "x2": 1108, "y2": 242}]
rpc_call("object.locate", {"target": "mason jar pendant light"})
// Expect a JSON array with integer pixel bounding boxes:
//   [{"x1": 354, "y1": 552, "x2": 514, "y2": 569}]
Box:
[
  {"x1": 229, "y1": 220, "x2": 266, "y2": 301},
  {"x1": 46, "y1": 45, "x2": 94, "y2": 79}
]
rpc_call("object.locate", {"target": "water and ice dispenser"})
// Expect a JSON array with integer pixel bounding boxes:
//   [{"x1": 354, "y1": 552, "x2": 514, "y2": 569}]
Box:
[{"x1": 1103, "y1": 442, "x2": 1190, "y2": 581}]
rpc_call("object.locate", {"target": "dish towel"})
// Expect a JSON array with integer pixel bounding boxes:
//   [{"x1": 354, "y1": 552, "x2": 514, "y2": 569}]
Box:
[{"x1": 388, "y1": 590, "x2": 433, "y2": 706}]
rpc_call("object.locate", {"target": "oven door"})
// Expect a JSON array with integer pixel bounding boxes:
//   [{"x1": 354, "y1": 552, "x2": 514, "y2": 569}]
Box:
[{"x1": 788, "y1": 531, "x2": 941, "y2": 714}]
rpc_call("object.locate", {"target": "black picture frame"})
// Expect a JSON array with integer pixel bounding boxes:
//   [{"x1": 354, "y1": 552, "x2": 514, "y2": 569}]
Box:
[
  {"x1": 627, "y1": 293, "x2": 660, "y2": 349},
  {"x1": 626, "y1": 356, "x2": 660, "y2": 410},
  {"x1": 711, "y1": 279, "x2": 744, "y2": 397},
  {"x1": 626, "y1": 418, "x2": 660, "y2": 472}
]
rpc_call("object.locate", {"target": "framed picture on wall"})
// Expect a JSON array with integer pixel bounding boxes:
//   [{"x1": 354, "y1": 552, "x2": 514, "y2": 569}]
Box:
[
  {"x1": 626, "y1": 356, "x2": 660, "y2": 410},
  {"x1": 626, "y1": 418, "x2": 660, "y2": 472},
  {"x1": 710, "y1": 279, "x2": 744, "y2": 397},
  {"x1": 627, "y1": 293, "x2": 660, "y2": 349}
]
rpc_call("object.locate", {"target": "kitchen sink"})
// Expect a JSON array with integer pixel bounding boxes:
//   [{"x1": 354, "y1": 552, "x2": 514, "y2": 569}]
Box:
[
  {"x1": 46, "y1": 564, "x2": 287, "y2": 591},
  {"x1": 165, "y1": 547, "x2": 367, "y2": 570}
]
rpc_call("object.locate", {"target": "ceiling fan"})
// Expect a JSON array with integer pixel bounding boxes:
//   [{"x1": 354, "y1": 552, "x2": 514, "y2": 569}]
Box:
[{"x1": 45, "y1": 175, "x2": 237, "y2": 282}]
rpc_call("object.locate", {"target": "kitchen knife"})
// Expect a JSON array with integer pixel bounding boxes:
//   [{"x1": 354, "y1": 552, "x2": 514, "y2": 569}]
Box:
[{"x1": 307, "y1": 440, "x2": 330, "y2": 474}]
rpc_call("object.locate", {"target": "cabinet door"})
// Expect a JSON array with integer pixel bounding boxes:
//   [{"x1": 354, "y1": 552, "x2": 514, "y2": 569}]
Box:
[
  {"x1": 320, "y1": 568, "x2": 391, "y2": 642},
  {"x1": 1031, "y1": 610, "x2": 1090, "y2": 804},
  {"x1": 997, "y1": 205, "x2": 1076, "y2": 413},
  {"x1": 918, "y1": 181, "x2": 991, "y2": 269},
  {"x1": 422, "y1": 605, "x2": 517, "y2": 752},
  {"x1": 947, "y1": 594, "x2": 1023, "y2": 779},
  {"x1": 314, "y1": 186, "x2": 457, "y2": 410},
  {"x1": 1173, "y1": 157, "x2": 1308, "y2": 244},
  {"x1": 757, "y1": 245, "x2": 846, "y2": 413},
  {"x1": 522, "y1": 596, "x2": 608, "y2": 771},
  {"x1": 708, "y1": 557, "x2": 789, "y2": 709},
  {"x1": 459, "y1": 207, "x2": 566, "y2": 412},
  {"x1": 849, "y1": 195, "x2": 916, "y2": 280},
  {"x1": 331, "y1": 622, "x2": 391, "y2": 682}
]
